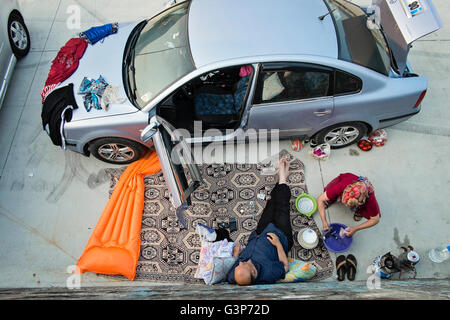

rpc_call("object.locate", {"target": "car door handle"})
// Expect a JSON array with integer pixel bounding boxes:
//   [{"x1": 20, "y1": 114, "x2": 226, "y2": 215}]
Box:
[{"x1": 314, "y1": 110, "x2": 332, "y2": 116}]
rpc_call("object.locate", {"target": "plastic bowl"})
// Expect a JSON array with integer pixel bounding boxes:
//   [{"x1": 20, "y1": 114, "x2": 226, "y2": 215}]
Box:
[
  {"x1": 295, "y1": 193, "x2": 317, "y2": 217},
  {"x1": 323, "y1": 223, "x2": 353, "y2": 253},
  {"x1": 297, "y1": 228, "x2": 319, "y2": 249}
]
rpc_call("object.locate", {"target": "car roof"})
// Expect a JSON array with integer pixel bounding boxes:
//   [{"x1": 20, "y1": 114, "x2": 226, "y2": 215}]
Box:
[{"x1": 188, "y1": 0, "x2": 338, "y2": 68}]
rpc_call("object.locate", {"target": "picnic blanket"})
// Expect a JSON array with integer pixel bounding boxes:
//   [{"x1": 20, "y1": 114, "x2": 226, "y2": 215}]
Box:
[{"x1": 104, "y1": 150, "x2": 334, "y2": 282}]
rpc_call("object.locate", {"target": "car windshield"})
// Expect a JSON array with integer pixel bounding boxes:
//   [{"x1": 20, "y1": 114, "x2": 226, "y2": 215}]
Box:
[
  {"x1": 126, "y1": 1, "x2": 194, "y2": 108},
  {"x1": 323, "y1": 0, "x2": 392, "y2": 75}
]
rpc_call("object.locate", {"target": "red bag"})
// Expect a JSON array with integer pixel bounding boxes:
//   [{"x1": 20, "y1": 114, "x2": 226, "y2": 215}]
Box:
[{"x1": 368, "y1": 129, "x2": 388, "y2": 147}]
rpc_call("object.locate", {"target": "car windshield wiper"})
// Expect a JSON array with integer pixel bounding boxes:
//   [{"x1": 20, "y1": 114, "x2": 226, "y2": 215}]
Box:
[
  {"x1": 123, "y1": 20, "x2": 147, "y2": 103},
  {"x1": 128, "y1": 48, "x2": 137, "y2": 100}
]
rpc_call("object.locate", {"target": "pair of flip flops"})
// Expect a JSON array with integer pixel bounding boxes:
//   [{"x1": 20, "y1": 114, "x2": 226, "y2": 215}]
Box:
[{"x1": 336, "y1": 254, "x2": 357, "y2": 281}]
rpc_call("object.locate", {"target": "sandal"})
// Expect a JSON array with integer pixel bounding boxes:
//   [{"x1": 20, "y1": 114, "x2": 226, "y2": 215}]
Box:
[
  {"x1": 346, "y1": 254, "x2": 357, "y2": 281},
  {"x1": 353, "y1": 213, "x2": 363, "y2": 222},
  {"x1": 336, "y1": 255, "x2": 347, "y2": 281}
]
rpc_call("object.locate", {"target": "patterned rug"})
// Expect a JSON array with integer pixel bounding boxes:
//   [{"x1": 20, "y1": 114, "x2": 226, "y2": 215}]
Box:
[{"x1": 105, "y1": 150, "x2": 333, "y2": 283}]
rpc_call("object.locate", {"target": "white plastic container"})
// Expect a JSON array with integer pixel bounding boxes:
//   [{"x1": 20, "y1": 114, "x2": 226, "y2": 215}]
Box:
[{"x1": 428, "y1": 245, "x2": 450, "y2": 263}]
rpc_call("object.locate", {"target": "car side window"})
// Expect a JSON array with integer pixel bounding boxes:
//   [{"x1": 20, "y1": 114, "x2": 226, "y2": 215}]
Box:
[
  {"x1": 334, "y1": 70, "x2": 362, "y2": 95},
  {"x1": 255, "y1": 67, "x2": 331, "y2": 104}
]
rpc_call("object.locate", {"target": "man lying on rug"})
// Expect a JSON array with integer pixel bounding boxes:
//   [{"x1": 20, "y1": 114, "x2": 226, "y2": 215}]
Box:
[
  {"x1": 226, "y1": 158, "x2": 294, "y2": 285},
  {"x1": 316, "y1": 174, "x2": 381, "y2": 236}
]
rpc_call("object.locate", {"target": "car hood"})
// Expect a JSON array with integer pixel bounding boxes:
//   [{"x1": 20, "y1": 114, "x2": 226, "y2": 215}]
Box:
[{"x1": 58, "y1": 21, "x2": 141, "y2": 122}]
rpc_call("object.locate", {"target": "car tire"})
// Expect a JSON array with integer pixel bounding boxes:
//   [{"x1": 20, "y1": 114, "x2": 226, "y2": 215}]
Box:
[
  {"x1": 89, "y1": 137, "x2": 148, "y2": 165},
  {"x1": 8, "y1": 12, "x2": 31, "y2": 59},
  {"x1": 314, "y1": 122, "x2": 367, "y2": 149}
]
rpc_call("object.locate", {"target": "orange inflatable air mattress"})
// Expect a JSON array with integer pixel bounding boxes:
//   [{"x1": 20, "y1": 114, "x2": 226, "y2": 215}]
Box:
[{"x1": 77, "y1": 151, "x2": 161, "y2": 280}]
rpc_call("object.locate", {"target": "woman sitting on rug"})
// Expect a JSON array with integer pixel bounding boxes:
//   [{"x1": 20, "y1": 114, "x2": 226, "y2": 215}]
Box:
[
  {"x1": 316, "y1": 173, "x2": 381, "y2": 236},
  {"x1": 227, "y1": 158, "x2": 294, "y2": 286}
]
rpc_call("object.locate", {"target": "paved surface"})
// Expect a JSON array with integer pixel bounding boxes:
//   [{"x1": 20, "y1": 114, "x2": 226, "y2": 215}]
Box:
[
  {"x1": 1, "y1": 279, "x2": 449, "y2": 300},
  {"x1": 0, "y1": 0, "x2": 448, "y2": 292}
]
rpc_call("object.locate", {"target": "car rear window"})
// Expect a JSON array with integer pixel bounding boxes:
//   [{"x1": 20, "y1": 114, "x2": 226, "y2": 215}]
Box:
[{"x1": 334, "y1": 70, "x2": 362, "y2": 95}]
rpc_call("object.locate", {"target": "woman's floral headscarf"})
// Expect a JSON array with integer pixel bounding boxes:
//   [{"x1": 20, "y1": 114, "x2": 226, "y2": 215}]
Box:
[{"x1": 341, "y1": 176, "x2": 374, "y2": 210}]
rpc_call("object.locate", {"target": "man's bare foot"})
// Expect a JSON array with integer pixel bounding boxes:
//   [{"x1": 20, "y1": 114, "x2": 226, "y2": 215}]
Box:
[{"x1": 278, "y1": 158, "x2": 290, "y2": 184}]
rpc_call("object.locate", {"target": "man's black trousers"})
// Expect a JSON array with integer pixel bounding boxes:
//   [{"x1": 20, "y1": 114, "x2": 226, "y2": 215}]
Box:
[{"x1": 256, "y1": 183, "x2": 294, "y2": 251}]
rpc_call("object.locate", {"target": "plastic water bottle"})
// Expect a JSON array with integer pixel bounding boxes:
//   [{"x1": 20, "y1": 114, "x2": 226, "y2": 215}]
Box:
[
  {"x1": 428, "y1": 245, "x2": 450, "y2": 263},
  {"x1": 248, "y1": 200, "x2": 256, "y2": 220}
]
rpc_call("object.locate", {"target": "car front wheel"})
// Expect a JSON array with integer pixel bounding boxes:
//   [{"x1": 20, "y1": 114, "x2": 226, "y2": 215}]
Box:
[
  {"x1": 89, "y1": 138, "x2": 148, "y2": 165},
  {"x1": 315, "y1": 122, "x2": 367, "y2": 149},
  {"x1": 8, "y1": 12, "x2": 30, "y2": 59}
]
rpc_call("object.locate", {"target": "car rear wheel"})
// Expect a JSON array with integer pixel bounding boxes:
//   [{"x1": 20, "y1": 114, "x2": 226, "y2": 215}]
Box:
[
  {"x1": 315, "y1": 122, "x2": 367, "y2": 149},
  {"x1": 90, "y1": 138, "x2": 148, "y2": 165},
  {"x1": 8, "y1": 12, "x2": 30, "y2": 59}
]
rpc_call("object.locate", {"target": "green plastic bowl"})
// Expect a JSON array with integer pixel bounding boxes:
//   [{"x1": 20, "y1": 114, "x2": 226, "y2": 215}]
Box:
[{"x1": 295, "y1": 193, "x2": 318, "y2": 217}]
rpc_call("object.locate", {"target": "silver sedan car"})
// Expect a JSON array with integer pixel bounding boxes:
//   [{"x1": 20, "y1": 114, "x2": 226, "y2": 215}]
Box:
[
  {"x1": 43, "y1": 0, "x2": 441, "y2": 212},
  {"x1": 0, "y1": 0, "x2": 31, "y2": 108}
]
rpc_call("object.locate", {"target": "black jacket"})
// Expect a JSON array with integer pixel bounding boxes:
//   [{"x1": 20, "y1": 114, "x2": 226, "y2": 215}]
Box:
[{"x1": 41, "y1": 84, "x2": 78, "y2": 146}]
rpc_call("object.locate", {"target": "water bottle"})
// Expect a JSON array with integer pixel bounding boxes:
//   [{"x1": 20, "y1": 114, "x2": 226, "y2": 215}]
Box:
[
  {"x1": 248, "y1": 200, "x2": 256, "y2": 220},
  {"x1": 428, "y1": 245, "x2": 450, "y2": 263}
]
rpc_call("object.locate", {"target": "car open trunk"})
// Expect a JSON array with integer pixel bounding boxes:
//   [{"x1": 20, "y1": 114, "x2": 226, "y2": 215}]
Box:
[{"x1": 373, "y1": 0, "x2": 442, "y2": 76}]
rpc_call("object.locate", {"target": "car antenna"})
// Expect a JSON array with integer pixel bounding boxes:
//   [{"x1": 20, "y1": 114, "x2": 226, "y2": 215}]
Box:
[{"x1": 318, "y1": 8, "x2": 336, "y2": 20}]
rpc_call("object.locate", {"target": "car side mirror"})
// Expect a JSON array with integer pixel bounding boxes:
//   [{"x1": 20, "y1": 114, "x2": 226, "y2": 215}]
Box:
[{"x1": 140, "y1": 121, "x2": 159, "y2": 142}]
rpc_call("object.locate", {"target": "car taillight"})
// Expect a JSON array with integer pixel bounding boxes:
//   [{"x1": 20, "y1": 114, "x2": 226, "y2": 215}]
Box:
[{"x1": 413, "y1": 90, "x2": 427, "y2": 108}]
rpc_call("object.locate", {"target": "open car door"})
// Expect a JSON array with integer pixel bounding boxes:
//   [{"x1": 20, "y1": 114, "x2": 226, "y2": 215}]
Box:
[
  {"x1": 141, "y1": 115, "x2": 203, "y2": 228},
  {"x1": 373, "y1": 0, "x2": 443, "y2": 76}
]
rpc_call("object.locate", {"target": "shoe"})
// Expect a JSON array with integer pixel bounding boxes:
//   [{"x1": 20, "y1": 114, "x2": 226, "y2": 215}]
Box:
[
  {"x1": 309, "y1": 138, "x2": 318, "y2": 148},
  {"x1": 336, "y1": 255, "x2": 347, "y2": 281},
  {"x1": 346, "y1": 254, "x2": 357, "y2": 281}
]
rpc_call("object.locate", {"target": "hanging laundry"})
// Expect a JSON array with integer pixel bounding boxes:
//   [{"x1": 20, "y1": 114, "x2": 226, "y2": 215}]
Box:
[
  {"x1": 79, "y1": 23, "x2": 119, "y2": 45},
  {"x1": 40, "y1": 38, "x2": 88, "y2": 103},
  {"x1": 41, "y1": 83, "x2": 78, "y2": 147},
  {"x1": 78, "y1": 76, "x2": 126, "y2": 111},
  {"x1": 78, "y1": 75, "x2": 109, "y2": 111},
  {"x1": 60, "y1": 105, "x2": 74, "y2": 150},
  {"x1": 101, "y1": 85, "x2": 127, "y2": 110}
]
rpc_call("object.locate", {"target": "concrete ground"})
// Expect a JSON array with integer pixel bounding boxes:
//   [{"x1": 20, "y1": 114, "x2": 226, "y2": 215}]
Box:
[{"x1": 0, "y1": 0, "x2": 448, "y2": 293}]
